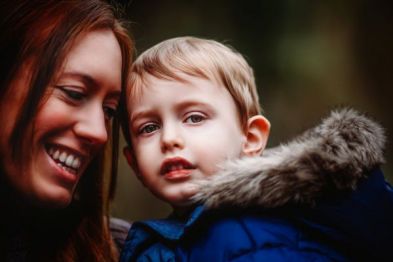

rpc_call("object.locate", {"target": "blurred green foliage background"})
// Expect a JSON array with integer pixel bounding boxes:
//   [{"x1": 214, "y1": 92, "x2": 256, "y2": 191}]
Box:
[{"x1": 110, "y1": 0, "x2": 393, "y2": 222}]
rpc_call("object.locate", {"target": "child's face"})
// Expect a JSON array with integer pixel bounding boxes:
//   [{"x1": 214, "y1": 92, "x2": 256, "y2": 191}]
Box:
[{"x1": 126, "y1": 75, "x2": 247, "y2": 207}]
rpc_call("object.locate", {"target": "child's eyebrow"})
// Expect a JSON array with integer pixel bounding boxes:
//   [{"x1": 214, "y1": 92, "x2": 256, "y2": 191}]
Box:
[
  {"x1": 130, "y1": 110, "x2": 154, "y2": 123},
  {"x1": 173, "y1": 100, "x2": 215, "y2": 113},
  {"x1": 130, "y1": 100, "x2": 215, "y2": 123}
]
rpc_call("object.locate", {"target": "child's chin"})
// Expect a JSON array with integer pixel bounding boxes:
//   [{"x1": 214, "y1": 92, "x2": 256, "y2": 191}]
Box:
[{"x1": 164, "y1": 186, "x2": 198, "y2": 206}]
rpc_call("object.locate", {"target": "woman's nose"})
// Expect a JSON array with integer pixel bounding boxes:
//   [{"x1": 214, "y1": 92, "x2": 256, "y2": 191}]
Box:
[{"x1": 74, "y1": 105, "x2": 108, "y2": 146}]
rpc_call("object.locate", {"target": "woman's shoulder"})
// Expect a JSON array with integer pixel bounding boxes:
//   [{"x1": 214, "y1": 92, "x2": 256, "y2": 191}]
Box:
[{"x1": 109, "y1": 217, "x2": 132, "y2": 253}]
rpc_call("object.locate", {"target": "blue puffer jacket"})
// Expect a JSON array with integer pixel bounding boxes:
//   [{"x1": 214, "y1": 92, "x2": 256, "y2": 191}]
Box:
[
  {"x1": 121, "y1": 171, "x2": 393, "y2": 262},
  {"x1": 121, "y1": 205, "x2": 346, "y2": 261},
  {"x1": 121, "y1": 110, "x2": 393, "y2": 261}
]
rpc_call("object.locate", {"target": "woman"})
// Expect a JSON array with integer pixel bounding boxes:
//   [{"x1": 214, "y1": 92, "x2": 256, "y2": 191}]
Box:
[{"x1": 0, "y1": 0, "x2": 133, "y2": 261}]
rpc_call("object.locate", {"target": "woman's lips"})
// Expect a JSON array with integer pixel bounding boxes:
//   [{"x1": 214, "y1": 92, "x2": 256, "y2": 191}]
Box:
[
  {"x1": 46, "y1": 149, "x2": 78, "y2": 186},
  {"x1": 160, "y1": 157, "x2": 195, "y2": 181},
  {"x1": 44, "y1": 143, "x2": 88, "y2": 186}
]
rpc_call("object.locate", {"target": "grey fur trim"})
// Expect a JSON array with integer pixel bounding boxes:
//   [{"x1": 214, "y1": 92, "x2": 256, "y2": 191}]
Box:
[{"x1": 192, "y1": 108, "x2": 386, "y2": 209}]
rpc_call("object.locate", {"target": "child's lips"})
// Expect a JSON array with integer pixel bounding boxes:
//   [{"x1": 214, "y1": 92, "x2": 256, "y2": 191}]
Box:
[
  {"x1": 164, "y1": 169, "x2": 192, "y2": 181},
  {"x1": 160, "y1": 157, "x2": 195, "y2": 180}
]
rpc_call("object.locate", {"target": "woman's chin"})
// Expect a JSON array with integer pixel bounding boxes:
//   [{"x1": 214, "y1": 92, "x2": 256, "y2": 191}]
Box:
[{"x1": 30, "y1": 189, "x2": 74, "y2": 209}]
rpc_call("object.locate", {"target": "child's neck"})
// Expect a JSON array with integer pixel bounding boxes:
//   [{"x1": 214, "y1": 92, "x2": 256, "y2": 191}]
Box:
[{"x1": 172, "y1": 205, "x2": 196, "y2": 221}]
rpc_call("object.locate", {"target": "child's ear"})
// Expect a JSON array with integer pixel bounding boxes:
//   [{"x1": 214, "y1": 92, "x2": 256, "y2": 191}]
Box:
[{"x1": 242, "y1": 115, "x2": 270, "y2": 156}]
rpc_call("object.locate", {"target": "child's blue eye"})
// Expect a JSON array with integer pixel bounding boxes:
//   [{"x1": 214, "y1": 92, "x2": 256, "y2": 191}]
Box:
[
  {"x1": 140, "y1": 124, "x2": 159, "y2": 134},
  {"x1": 185, "y1": 114, "x2": 205, "y2": 124}
]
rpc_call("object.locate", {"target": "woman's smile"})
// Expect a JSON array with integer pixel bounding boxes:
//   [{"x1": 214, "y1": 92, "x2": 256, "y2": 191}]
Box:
[
  {"x1": 47, "y1": 145, "x2": 84, "y2": 174},
  {"x1": 45, "y1": 143, "x2": 88, "y2": 185}
]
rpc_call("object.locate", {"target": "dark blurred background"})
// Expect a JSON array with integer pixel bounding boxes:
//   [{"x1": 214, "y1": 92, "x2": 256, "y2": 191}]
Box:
[{"x1": 110, "y1": 0, "x2": 393, "y2": 222}]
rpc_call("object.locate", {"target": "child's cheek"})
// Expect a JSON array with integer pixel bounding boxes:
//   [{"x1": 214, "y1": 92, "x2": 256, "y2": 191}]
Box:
[{"x1": 196, "y1": 136, "x2": 243, "y2": 177}]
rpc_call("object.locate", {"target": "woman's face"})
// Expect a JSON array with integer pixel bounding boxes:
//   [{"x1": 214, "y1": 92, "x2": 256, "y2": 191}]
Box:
[{"x1": 0, "y1": 29, "x2": 122, "y2": 208}]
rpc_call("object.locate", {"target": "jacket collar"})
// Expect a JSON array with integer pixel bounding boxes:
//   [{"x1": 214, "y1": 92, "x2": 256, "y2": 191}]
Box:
[
  {"x1": 192, "y1": 108, "x2": 386, "y2": 208},
  {"x1": 135, "y1": 205, "x2": 205, "y2": 241}
]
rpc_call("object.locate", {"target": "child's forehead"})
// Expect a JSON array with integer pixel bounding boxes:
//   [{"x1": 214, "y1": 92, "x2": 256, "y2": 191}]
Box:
[
  {"x1": 129, "y1": 74, "x2": 185, "y2": 100},
  {"x1": 145, "y1": 72, "x2": 189, "y2": 86},
  {"x1": 128, "y1": 73, "x2": 227, "y2": 104},
  {"x1": 136, "y1": 72, "x2": 218, "y2": 94},
  {"x1": 127, "y1": 71, "x2": 246, "y2": 130},
  {"x1": 126, "y1": 71, "x2": 232, "y2": 116}
]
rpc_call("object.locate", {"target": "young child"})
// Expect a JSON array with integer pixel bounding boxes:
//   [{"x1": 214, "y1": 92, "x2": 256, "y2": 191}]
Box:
[{"x1": 120, "y1": 37, "x2": 393, "y2": 261}]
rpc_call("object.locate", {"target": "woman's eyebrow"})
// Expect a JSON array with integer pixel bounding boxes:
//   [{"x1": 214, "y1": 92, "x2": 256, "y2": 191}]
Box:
[
  {"x1": 59, "y1": 71, "x2": 99, "y2": 87},
  {"x1": 59, "y1": 71, "x2": 121, "y2": 98}
]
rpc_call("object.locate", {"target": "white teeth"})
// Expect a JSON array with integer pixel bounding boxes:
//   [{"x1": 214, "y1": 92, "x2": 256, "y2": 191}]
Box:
[
  {"x1": 53, "y1": 150, "x2": 60, "y2": 159},
  {"x1": 47, "y1": 146, "x2": 83, "y2": 172},
  {"x1": 59, "y1": 152, "x2": 67, "y2": 162},
  {"x1": 72, "y1": 158, "x2": 81, "y2": 169},
  {"x1": 57, "y1": 162, "x2": 76, "y2": 174},
  {"x1": 65, "y1": 155, "x2": 74, "y2": 166},
  {"x1": 169, "y1": 165, "x2": 183, "y2": 171}
]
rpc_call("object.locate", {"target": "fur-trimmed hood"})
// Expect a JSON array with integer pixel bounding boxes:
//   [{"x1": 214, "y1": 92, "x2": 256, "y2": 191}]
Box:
[{"x1": 192, "y1": 108, "x2": 386, "y2": 208}]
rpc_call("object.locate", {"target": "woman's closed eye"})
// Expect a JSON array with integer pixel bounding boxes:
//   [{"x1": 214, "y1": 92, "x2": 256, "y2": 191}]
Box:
[{"x1": 58, "y1": 86, "x2": 86, "y2": 102}]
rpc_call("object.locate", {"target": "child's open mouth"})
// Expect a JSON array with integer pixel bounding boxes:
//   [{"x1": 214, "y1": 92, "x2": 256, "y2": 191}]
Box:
[{"x1": 160, "y1": 157, "x2": 195, "y2": 180}]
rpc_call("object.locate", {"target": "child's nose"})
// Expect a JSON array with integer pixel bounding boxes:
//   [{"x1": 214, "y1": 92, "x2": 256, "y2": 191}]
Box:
[{"x1": 160, "y1": 123, "x2": 184, "y2": 152}]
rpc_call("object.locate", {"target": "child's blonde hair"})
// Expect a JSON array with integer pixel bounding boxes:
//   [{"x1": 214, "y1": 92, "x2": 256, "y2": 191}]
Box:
[{"x1": 126, "y1": 36, "x2": 261, "y2": 133}]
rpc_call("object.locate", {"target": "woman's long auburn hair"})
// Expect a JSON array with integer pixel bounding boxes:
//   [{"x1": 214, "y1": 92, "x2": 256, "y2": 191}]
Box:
[{"x1": 0, "y1": 0, "x2": 133, "y2": 261}]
